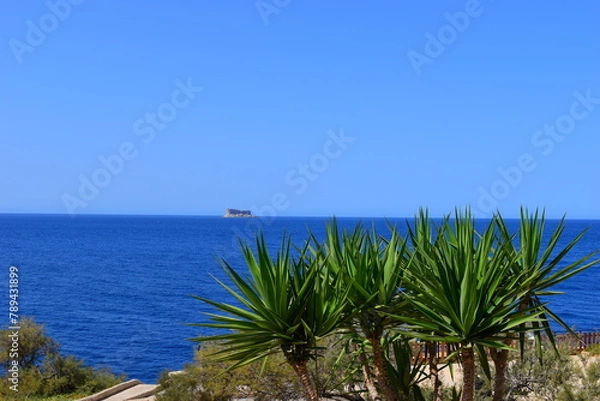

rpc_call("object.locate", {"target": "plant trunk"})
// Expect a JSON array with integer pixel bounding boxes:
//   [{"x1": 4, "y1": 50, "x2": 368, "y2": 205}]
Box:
[
  {"x1": 427, "y1": 342, "x2": 443, "y2": 401},
  {"x1": 288, "y1": 359, "x2": 320, "y2": 401},
  {"x1": 460, "y1": 346, "x2": 475, "y2": 401},
  {"x1": 369, "y1": 333, "x2": 398, "y2": 401},
  {"x1": 356, "y1": 346, "x2": 381, "y2": 401},
  {"x1": 490, "y1": 347, "x2": 509, "y2": 401}
]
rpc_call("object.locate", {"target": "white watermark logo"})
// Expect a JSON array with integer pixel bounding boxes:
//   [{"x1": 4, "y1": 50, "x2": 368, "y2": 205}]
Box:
[
  {"x1": 62, "y1": 78, "x2": 203, "y2": 215},
  {"x1": 255, "y1": 0, "x2": 292, "y2": 26},
  {"x1": 9, "y1": 0, "x2": 86, "y2": 65},
  {"x1": 474, "y1": 89, "x2": 599, "y2": 215},
  {"x1": 407, "y1": 0, "x2": 484, "y2": 76}
]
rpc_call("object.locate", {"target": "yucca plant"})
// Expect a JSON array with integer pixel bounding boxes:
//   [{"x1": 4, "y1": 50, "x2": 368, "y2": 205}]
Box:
[
  {"x1": 384, "y1": 334, "x2": 428, "y2": 401},
  {"x1": 190, "y1": 234, "x2": 351, "y2": 401},
  {"x1": 489, "y1": 208, "x2": 600, "y2": 401},
  {"x1": 399, "y1": 209, "x2": 542, "y2": 401},
  {"x1": 321, "y1": 221, "x2": 411, "y2": 401},
  {"x1": 406, "y1": 209, "x2": 447, "y2": 401}
]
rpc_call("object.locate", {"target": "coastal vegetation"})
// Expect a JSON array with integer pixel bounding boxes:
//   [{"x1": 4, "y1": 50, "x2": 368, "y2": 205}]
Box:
[
  {"x1": 0, "y1": 317, "x2": 123, "y2": 400},
  {"x1": 157, "y1": 337, "x2": 355, "y2": 401},
  {"x1": 184, "y1": 208, "x2": 600, "y2": 401},
  {"x1": 158, "y1": 338, "x2": 600, "y2": 401}
]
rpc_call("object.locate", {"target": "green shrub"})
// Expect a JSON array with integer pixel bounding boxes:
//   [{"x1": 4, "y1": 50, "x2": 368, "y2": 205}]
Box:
[
  {"x1": 558, "y1": 356, "x2": 600, "y2": 401},
  {"x1": 473, "y1": 341, "x2": 600, "y2": 401},
  {"x1": 585, "y1": 342, "x2": 600, "y2": 355},
  {"x1": 158, "y1": 338, "x2": 361, "y2": 401},
  {"x1": 0, "y1": 317, "x2": 58, "y2": 371},
  {"x1": 157, "y1": 341, "x2": 304, "y2": 401},
  {"x1": 0, "y1": 317, "x2": 123, "y2": 399}
]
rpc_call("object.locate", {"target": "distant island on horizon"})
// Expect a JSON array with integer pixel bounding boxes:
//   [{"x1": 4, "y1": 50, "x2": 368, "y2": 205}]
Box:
[{"x1": 224, "y1": 208, "x2": 254, "y2": 218}]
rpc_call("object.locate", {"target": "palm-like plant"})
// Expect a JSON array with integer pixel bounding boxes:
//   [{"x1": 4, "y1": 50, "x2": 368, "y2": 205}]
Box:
[
  {"x1": 190, "y1": 234, "x2": 350, "y2": 401},
  {"x1": 490, "y1": 208, "x2": 600, "y2": 401},
  {"x1": 384, "y1": 334, "x2": 428, "y2": 401},
  {"x1": 400, "y1": 210, "x2": 542, "y2": 401},
  {"x1": 406, "y1": 209, "x2": 446, "y2": 401},
  {"x1": 322, "y1": 221, "x2": 410, "y2": 401}
]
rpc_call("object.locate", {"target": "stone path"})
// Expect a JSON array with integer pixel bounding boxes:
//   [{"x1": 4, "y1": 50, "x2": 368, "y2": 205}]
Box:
[{"x1": 76, "y1": 380, "x2": 158, "y2": 401}]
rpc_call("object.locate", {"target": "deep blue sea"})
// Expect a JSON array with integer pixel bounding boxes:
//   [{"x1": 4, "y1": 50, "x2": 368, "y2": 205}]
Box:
[{"x1": 0, "y1": 215, "x2": 599, "y2": 383}]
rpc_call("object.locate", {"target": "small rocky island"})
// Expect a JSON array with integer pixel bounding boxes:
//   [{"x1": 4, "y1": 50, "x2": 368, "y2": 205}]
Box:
[{"x1": 224, "y1": 208, "x2": 254, "y2": 218}]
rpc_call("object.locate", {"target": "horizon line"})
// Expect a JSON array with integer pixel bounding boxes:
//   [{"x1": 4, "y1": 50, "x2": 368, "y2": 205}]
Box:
[{"x1": 0, "y1": 212, "x2": 598, "y2": 221}]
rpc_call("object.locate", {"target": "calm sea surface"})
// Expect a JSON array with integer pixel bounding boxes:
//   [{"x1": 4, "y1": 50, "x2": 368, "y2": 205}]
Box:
[{"x1": 1, "y1": 215, "x2": 599, "y2": 382}]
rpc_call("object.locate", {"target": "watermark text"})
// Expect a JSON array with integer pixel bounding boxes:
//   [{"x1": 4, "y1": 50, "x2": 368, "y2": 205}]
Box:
[{"x1": 7, "y1": 266, "x2": 20, "y2": 392}]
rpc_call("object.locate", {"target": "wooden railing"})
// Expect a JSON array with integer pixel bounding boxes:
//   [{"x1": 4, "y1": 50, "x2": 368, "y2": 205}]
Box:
[
  {"x1": 410, "y1": 332, "x2": 600, "y2": 362},
  {"x1": 553, "y1": 332, "x2": 600, "y2": 353},
  {"x1": 411, "y1": 341, "x2": 457, "y2": 363}
]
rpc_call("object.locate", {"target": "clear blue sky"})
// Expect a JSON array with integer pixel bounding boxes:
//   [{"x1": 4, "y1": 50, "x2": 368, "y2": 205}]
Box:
[{"x1": 1, "y1": 1, "x2": 598, "y2": 218}]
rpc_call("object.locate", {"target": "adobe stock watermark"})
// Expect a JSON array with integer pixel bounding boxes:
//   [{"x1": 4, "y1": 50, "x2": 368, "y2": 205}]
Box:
[
  {"x1": 407, "y1": 0, "x2": 484, "y2": 76},
  {"x1": 7, "y1": 266, "x2": 21, "y2": 392},
  {"x1": 62, "y1": 78, "x2": 203, "y2": 215},
  {"x1": 9, "y1": 0, "x2": 85, "y2": 65},
  {"x1": 475, "y1": 89, "x2": 599, "y2": 215},
  {"x1": 255, "y1": 0, "x2": 291, "y2": 26},
  {"x1": 222, "y1": 128, "x2": 356, "y2": 255}
]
